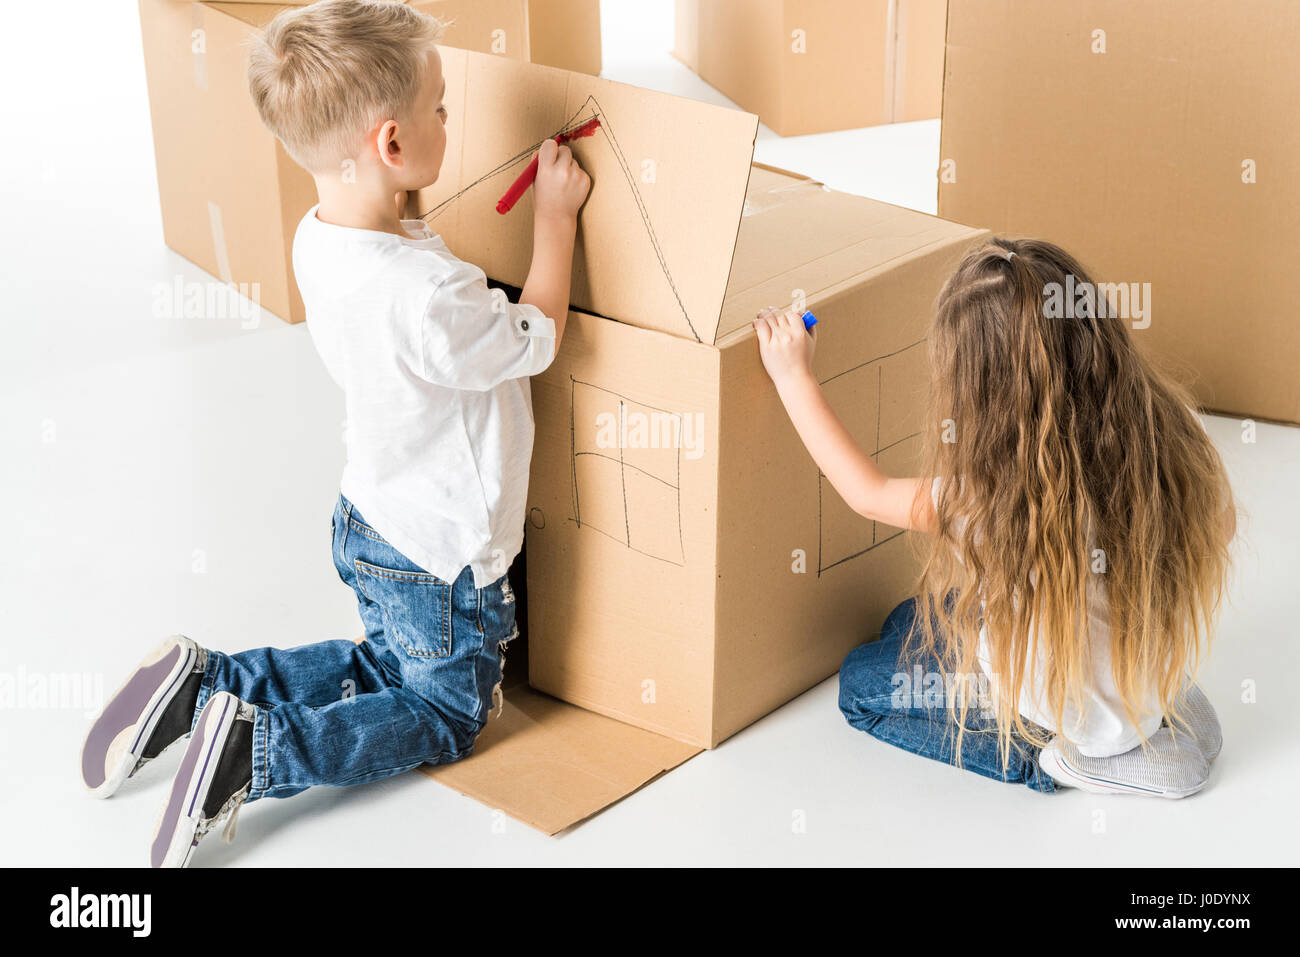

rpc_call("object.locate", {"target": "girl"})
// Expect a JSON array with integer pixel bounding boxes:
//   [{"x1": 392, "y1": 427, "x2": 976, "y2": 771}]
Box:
[{"x1": 754, "y1": 238, "x2": 1236, "y2": 797}]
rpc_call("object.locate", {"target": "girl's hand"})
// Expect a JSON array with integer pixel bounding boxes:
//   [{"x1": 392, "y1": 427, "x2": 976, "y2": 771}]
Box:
[{"x1": 754, "y1": 305, "x2": 816, "y2": 388}]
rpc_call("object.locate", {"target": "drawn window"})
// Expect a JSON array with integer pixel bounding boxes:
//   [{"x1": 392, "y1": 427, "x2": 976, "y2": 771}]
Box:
[
  {"x1": 570, "y1": 378, "x2": 685, "y2": 566},
  {"x1": 817, "y1": 340, "x2": 928, "y2": 575}
]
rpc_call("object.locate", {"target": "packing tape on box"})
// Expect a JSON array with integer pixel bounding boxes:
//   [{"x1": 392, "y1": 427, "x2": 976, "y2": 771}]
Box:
[
  {"x1": 883, "y1": 0, "x2": 900, "y2": 126},
  {"x1": 208, "y1": 201, "x2": 234, "y2": 284},
  {"x1": 191, "y1": 3, "x2": 208, "y2": 92},
  {"x1": 890, "y1": 0, "x2": 908, "y2": 123},
  {"x1": 742, "y1": 177, "x2": 828, "y2": 217}
]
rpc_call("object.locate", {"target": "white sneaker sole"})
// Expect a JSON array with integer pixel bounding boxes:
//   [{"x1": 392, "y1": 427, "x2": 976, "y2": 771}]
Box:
[{"x1": 1040, "y1": 744, "x2": 1207, "y2": 799}]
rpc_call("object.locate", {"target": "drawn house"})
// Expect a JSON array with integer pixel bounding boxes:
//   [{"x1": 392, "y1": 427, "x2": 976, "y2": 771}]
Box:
[{"x1": 417, "y1": 48, "x2": 987, "y2": 831}]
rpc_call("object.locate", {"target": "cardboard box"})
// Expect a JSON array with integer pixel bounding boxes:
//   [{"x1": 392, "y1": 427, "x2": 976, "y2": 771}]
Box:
[
  {"x1": 673, "y1": 0, "x2": 947, "y2": 137},
  {"x1": 227, "y1": 0, "x2": 602, "y2": 73},
  {"x1": 938, "y1": 0, "x2": 1300, "y2": 425},
  {"x1": 526, "y1": 0, "x2": 602, "y2": 76},
  {"x1": 137, "y1": 0, "x2": 601, "y2": 325},
  {"x1": 415, "y1": 47, "x2": 987, "y2": 773}
]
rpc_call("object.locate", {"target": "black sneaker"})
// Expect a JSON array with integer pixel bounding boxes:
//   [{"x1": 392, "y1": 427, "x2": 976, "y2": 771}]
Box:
[
  {"x1": 81, "y1": 636, "x2": 206, "y2": 798},
  {"x1": 149, "y1": 691, "x2": 254, "y2": 868}
]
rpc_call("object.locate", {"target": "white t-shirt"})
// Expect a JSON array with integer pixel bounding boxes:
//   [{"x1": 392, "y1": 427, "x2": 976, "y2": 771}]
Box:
[
  {"x1": 293, "y1": 207, "x2": 556, "y2": 589},
  {"x1": 931, "y1": 478, "x2": 1163, "y2": 757}
]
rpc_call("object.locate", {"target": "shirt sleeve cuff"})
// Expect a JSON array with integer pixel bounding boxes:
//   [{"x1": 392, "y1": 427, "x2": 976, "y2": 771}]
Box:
[{"x1": 512, "y1": 302, "x2": 556, "y2": 340}]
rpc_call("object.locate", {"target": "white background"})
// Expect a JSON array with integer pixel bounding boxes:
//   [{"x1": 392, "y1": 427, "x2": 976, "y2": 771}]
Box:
[{"x1": 1, "y1": 0, "x2": 1296, "y2": 866}]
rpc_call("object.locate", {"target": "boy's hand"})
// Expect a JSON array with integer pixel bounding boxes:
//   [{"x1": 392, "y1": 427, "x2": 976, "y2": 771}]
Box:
[
  {"x1": 518, "y1": 140, "x2": 588, "y2": 346},
  {"x1": 533, "y1": 138, "x2": 590, "y2": 222},
  {"x1": 754, "y1": 305, "x2": 816, "y2": 388}
]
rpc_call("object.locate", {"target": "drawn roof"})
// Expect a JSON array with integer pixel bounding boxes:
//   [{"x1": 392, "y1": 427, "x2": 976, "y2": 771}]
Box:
[{"x1": 418, "y1": 47, "x2": 760, "y2": 345}]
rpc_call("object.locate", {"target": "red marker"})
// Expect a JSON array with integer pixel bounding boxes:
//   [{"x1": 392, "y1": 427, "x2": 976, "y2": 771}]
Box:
[{"x1": 496, "y1": 116, "x2": 601, "y2": 215}]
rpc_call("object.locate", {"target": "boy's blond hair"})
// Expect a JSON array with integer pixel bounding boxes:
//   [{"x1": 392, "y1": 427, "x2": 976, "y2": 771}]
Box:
[{"x1": 248, "y1": 0, "x2": 444, "y2": 171}]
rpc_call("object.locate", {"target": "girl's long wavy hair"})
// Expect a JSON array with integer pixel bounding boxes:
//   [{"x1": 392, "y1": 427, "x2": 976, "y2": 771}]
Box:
[{"x1": 910, "y1": 237, "x2": 1235, "y2": 768}]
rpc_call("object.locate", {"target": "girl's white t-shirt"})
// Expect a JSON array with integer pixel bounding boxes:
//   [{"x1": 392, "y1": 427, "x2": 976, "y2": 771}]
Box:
[{"x1": 931, "y1": 478, "x2": 1163, "y2": 757}]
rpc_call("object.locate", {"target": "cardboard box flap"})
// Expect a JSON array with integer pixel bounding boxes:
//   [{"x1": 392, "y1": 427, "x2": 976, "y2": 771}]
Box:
[
  {"x1": 420, "y1": 682, "x2": 701, "y2": 835},
  {"x1": 715, "y1": 163, "x2": 984, "y2": 343},
  {"x1": 417, "y1": 46, "x2": 760, "y2": 343}
]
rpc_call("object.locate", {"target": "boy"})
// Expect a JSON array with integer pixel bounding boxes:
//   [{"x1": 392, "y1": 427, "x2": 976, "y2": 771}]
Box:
[{"x1": 80, "y1": 0, "x2": 589, "y2": 866}]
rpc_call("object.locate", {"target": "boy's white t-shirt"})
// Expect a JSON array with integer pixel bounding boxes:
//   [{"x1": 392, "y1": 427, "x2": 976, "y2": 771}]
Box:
[
  {"x1": 931, "y1": 478, "x2": 1163, "y2": 757},
  {"x1": 293, "y1": 206, "x2": 556, "y2": 590}
]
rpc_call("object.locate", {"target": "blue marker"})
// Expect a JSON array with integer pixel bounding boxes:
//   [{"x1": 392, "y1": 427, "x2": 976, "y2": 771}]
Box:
[{"x1": 801, "y1": 310, "x2": 817, "y2": 331}]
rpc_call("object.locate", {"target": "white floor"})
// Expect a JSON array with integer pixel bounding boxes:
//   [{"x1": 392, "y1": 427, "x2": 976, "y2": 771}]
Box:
[{"x1": 3, "y1": 1, "x2": 1297, "y2": 867}]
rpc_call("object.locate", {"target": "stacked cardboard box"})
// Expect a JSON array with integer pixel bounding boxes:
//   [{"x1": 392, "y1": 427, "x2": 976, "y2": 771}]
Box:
[
  {"x1": 137, "y1": 0, "x2": 601, "y2": 325},
  {"x1": 938, "y1": 0, "x2": 1300, "y2": 425},
  {"x1": 415, "y1": 48, "x2": 987, "y2": 831},
  {"x1": 674, "y1": 0, "x2": 948, "y2": 136}
]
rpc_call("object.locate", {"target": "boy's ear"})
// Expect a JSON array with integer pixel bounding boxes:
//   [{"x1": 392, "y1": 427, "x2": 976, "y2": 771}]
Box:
[{"x1": 376, "y1": 119, "x2": 403, "y2": 170}]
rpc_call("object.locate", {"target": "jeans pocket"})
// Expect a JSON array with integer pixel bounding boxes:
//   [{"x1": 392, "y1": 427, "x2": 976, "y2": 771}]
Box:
[{"x1": 353, "y1": 559, "x2": 452, "y2": 658}]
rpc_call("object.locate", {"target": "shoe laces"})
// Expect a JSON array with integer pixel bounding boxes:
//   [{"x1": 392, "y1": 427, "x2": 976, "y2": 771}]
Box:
[
  {"x1": 221, "y1": 802, "x2": 241, "y2": 844},
  {"x1": 196, "y1": 782, "x2": 251, "y2": 846}
]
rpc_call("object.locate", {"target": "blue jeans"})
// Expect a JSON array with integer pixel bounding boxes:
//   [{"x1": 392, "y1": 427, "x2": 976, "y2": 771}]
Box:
[
  {"x1": 193, "y1": 494, "x2": 518, "y2": 802},
  {"x1": 838, "y1": 597, "x2": 1056, "y2": 792}
]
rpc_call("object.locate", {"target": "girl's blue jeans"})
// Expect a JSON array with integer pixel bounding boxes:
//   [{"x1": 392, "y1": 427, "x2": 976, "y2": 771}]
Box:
[
  {"x1": 838, "y1": 597, "x2": 1057, "y2": 792},
  {"x1": 192, "y1": 494, "x2": 518, "y2": 802}
]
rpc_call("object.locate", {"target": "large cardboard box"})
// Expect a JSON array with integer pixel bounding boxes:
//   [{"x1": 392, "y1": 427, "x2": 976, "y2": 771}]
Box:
[
  {"x1": 938, "y1": 0, "x2": 1300, "y2": 425},
  {"x1": 414, "y1": 47, "x2": 987, "y2": 778},
  {"x1": 137, "y1": 0, "x2": 601, "y2": 325},
  {"x1": 673, "y1": 0, "x2": 948, "y2": 137}
]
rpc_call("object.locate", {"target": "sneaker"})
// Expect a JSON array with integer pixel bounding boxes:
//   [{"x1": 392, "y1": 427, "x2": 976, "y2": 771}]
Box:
[
  {"x1": 1165, "y1": 681, "x2": 1222, "y2": 763},
  {"x1": 1039, "y1": 727, "x2": 1210, "y2": 799},
  {"x1": 81, "y1": 636, "x2": 206, "y2": 798},
  {"x1": 149, "y1": 691, "x2": 254, "y2": 868}
]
